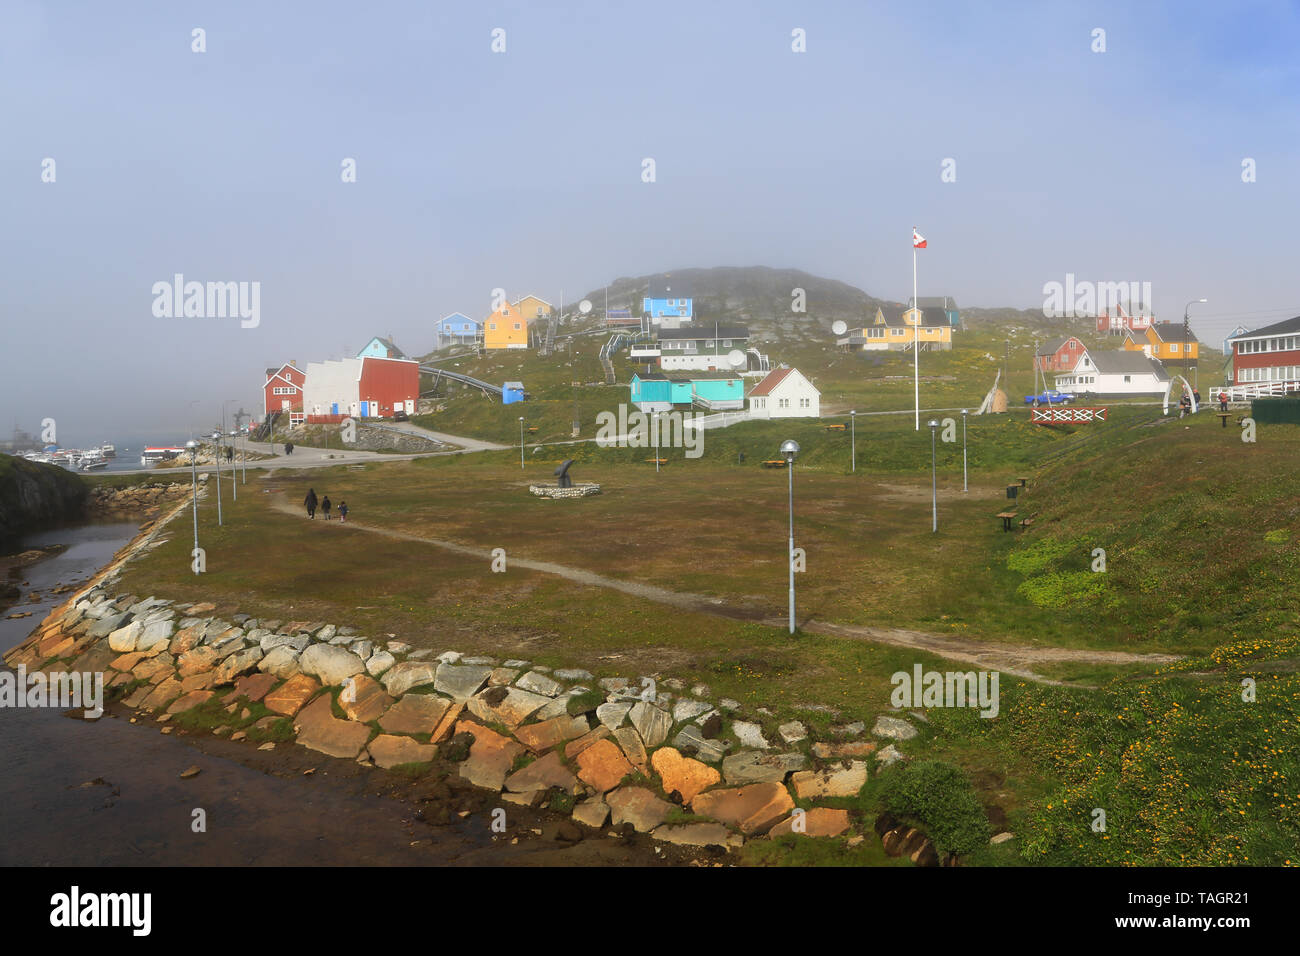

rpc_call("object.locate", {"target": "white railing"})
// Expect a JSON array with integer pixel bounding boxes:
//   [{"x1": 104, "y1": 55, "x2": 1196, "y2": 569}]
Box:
[
  {"x1": 1210, "y1": 380, "x2": 1300, "y2": 403},
  {"x1": 683, "y1": 410, "x2": 752, "y2": 430}
]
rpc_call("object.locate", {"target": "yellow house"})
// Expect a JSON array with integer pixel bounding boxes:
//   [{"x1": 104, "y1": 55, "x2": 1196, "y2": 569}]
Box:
[
  {"x1": 512, "y1": 294, "x2": 553, "y2": 323},
  {"x1": 840, "y1": 306, "x2": 952, "y2": 351},
  {"x1": 1122, "y1": 323, "x2": 1199, "y2": 367},
  {"x1": 483, "y1": 303, "x2": 528, "y2": 349}
]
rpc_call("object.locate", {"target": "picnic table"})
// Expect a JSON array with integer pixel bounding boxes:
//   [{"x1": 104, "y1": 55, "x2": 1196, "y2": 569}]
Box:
[
  {"x1": 645, "y1": 458, "x2": 667, "y2": 465},
  {"x1": 824, "y1": 423, "x2": 847, "y2": 431},
  {"x1": 1015, "y1": 477, "x2": 1029, "y2": 487},
  {"x1": 762, "y1": 459, "x2": 788, "y2": 468},
  {"x1": 1217, "y1": 413, "x2": 1231, "y2": 428}
]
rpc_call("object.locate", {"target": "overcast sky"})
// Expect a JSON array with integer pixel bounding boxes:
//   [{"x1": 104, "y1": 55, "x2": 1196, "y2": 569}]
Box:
[{"x1": 3, "y1": 0, "x2": 1297, "y2": 445}]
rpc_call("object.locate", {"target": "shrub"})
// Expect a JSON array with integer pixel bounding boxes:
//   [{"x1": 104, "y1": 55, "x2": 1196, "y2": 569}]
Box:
[{"x1": 880, "y1": 760, "x2": 991, "y2": 857}]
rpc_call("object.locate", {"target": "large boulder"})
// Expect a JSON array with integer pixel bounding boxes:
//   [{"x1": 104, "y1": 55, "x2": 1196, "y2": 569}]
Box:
[
  {"x1": 299, "y1": 644, "x2": 366, "y2": 686},
  {"x1": 691, "y1": 782, "x2": 794, "y2": 834}
]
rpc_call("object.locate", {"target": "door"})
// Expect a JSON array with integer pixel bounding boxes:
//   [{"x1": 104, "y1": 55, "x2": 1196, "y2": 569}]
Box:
[
  {"x1": 405, "y1": 399, "x2": 415, "y2": 414},
  {"x1": 330, "y1": 403, "x2": 338, "y2": 415},
  {"x1": 359, "y1": 401, "x2": 369, "y2": 417}
]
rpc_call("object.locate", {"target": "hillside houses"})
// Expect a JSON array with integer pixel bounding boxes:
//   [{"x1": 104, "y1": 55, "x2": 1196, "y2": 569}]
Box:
[
  {"x1": 263, "y1": 362, "x2": 306, "y2": 424},
  {"x1": 629, "y1": 372, "x2": 744, "y2": 412},
  {"x1": 357, "y1": 336, "x2": 408, "y2": 360},
  {"x1": 838, "y1": 305, "x2": 953, "y2": 352},
  {"x1": 437, "y1": 312, "x2": 480, "y2": 346},
  {"x1": 1097, "y1": 303, "x2": 1155, "y2": 336},
  {"x1": 908, "y1": 295, "x2": 961, "y2": 328},
  {"x1": 643, "y1": 276, "x2": 693, "y2": 328}
]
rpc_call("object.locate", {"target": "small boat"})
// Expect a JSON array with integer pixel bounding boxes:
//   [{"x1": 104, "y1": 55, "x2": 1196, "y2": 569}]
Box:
[
  {"x1": 98, "y1": 443, "x2": 116, "y2": 459},
  {"x1": 79, "y1": 449, "x2": 108, "y2": 470}
]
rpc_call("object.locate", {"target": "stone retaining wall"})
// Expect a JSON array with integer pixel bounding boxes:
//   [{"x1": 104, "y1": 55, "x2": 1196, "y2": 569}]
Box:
[{"x1": 3, "y1": 505, "x2": 959, "y2": 863}]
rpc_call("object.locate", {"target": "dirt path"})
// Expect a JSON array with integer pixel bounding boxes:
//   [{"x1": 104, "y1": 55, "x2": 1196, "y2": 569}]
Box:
[{"x1": 269, "y1": 497, "x2": 1181, "y2": 685}]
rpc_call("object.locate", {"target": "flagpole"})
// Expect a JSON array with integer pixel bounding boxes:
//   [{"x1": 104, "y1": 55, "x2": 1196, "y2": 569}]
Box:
[{"x1": 913, "y1": 230, "x2": 919, "y2": 431}]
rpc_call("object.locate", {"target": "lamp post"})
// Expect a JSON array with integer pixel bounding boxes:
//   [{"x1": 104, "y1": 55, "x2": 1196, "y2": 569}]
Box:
[
  {"x1": 961, "y1": 408, "x2": 968, "y2": 492},
  {"x1": 1184, "y1": 298, "x2": 1207, "y2": 390},
  {"x1": 519, "y1": 416, "x2": 525, "y2": 470},
  {"x1": 850, "y1": 410, "x2": 856, "y2": 472},
  {"x1": 781, "y1": 439, "x2": 800, "y2": 634},
  {"x1": 210, "y1": 431, "x2": 223, "y2": 526},
  {"x1": 240, "y1": 424, "x2": 247, "y2": 484},
  {"x1": 928, "y1": 419, "x2": 939, "y2": 532},
  {"x1": 186, "y1": 440, "x2": 199, "y2": 572}
]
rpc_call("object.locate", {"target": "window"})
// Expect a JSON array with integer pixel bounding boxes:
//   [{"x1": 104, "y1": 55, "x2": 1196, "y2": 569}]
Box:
[
  {"x1": 778, "y1": 398, "x2": 789, "y2": 409},
  {"x1": 1123, "y1": 375, "x2": 1131, "y2": 383},
  {"x1": 513, "y1": 323, "x2": 521, "y2": 330},
  {"x1": 800, "y1": 397, "x2": 810, "y2": 408},
  {"x1": 489, "y1": 323, "x2": 496, "y2": 330},
  {"x1": 1170, "y1": 344, "x2": 1179, "y2": 353}
]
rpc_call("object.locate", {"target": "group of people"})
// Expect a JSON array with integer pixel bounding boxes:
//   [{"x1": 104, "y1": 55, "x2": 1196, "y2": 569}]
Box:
[
  {"x1": 303, "y1": 488, "x2": 348, "y2": 522},
  {"x1": 1178, "y1": 388, "x2": 1232, "y2": 418}
]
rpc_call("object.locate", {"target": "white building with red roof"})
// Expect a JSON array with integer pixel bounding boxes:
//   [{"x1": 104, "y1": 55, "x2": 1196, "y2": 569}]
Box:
[{"x1": 746, "y1": 366, "x2": 820, "y2": 419}]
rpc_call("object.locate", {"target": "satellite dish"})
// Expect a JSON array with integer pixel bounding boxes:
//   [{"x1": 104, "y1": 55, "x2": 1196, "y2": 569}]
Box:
[
  {"x1": 831, "y1": 320, "x2": 848, "y2": 336},
  {"x1": 728, "y1": 349, "x2": 746, "y2": 368},
  {"x1": 579, "y1": 300, "x2": 592, "y2": 314}
]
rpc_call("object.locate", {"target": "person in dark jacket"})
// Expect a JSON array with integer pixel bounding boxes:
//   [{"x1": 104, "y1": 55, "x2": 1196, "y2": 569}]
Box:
[
  {"x1": 338, "y1": 501, "x2": 348, "y2": 523},
  {"x1": 321, "y1": 495, "x2": 332, "y2": 520},
  {"x1": 1193, "y1": 388, "x2": 1202, "y2": 410},
  {"x1": 305, "y1": 488, "x2": 318, "y2": 518}
]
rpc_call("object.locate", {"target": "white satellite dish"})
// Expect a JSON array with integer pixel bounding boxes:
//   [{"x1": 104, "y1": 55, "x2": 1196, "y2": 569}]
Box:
[
  {"x1": 831, "y1": 320, "x2": 848, "y2": 336},
  {"x1": 727, "y1": 349, "x2": 746, "y2": 368},
  {"x1": 579, "y1": 299, "x2": 592, "y2": 314}
]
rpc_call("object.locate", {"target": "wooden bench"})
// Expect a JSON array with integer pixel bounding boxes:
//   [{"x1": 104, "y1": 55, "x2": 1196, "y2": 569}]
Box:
[
  {"x1": 526, "y1": 427, "x2": 539, "y2": 434},
  {"x1": 1015, "y1": 477, "x2": 1029, "y2": 487},
  {"x1": 824, "y1": 423, "x2": 847, "y2": 431},
  {"x1": 996, "y1": 511, "x2": 1017, "y2": 532},
  {"x1": 645, "y1": 458, "x2": 667, "y2": 465},
  {"x1": 1217, "y1": 413, "x2": 1231, "y2": 428},
  {"x1": 762, "y1": 459, "x2": 788, "y2": 468}
]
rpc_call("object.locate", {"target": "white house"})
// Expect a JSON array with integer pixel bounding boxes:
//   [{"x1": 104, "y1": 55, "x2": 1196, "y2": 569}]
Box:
[
  {"x1": 1055, "y1": 350, "x2": 1170, "y2": 396},
  {"x1": 747, "y1": 366, "x2": 821, "y2": 418},
  {"x1": 303, "y1": 357, "x2": 363, "y2": 419},
  {"x1": 656, "y1": 325, "x2": 750, "y2": 371}
]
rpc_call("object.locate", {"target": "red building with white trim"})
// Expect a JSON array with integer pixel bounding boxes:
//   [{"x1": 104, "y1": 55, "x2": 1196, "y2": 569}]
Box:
[
  {"x1": 1036, "y1": 336, "x2": 1087, "y2": 373},
  {"x1": 263, "y1": 362, "x2": 305, "y2": 421},
  {"x1": 1230, "y1": 315, "x2": 1300, "y2": 385}
]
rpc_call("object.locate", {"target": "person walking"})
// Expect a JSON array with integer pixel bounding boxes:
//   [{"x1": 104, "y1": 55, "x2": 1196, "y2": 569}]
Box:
[
  {"x1": 304, "y1": 488, "x2": 318, "y2": 519},
  {"x1": 321, "y1": 495, "x2": 332, "y2": 521},
  {"x1": 338, "y1": 501, "x2": 348, "y2": 523},
  {"x1": 285, "y1": 441, "x2": 294, "y2": 456}
]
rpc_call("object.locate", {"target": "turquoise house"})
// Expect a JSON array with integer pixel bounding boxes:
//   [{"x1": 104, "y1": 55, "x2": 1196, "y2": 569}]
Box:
[
  {"x1": 630, "y1": 372, "x2": 743, "y2": 411},
  {"x1": 357, "y1": 336, "x2": 408, "y2": 360}
]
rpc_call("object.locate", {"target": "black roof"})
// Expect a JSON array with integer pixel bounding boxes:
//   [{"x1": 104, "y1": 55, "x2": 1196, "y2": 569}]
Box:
[
  {"x1": 656, "y1": 325, "x2": 749, "y2": 340},
  {"x1": 1148, "y1": 323, "x2": 1198, "y2": 344},
  {"x1": 1236, "y1": 315, "x2": 1300, "y2": 339}
]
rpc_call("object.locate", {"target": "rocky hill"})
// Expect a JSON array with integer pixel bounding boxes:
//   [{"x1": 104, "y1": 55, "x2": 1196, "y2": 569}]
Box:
[{"x1": 0, "y1": 453, "x2": 90, "y2": 552}]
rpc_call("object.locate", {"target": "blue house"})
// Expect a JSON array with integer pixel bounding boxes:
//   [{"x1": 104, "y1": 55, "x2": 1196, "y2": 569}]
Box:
[
  {"x1": 357, "y1": 336, "x2": 408, "y2": 360},
  {"x1": 437, "y1": 312, "x2": 480, "y2": 346},
  {"x1": 642, "y1": 277, "x2": 693, "y2": 324},
  {"x1": 1222, "y1": 324, "x2": 1250, "y2": 357},
  {"x1": 502, "y1": 381, "x2": 525, "y2": 405}
]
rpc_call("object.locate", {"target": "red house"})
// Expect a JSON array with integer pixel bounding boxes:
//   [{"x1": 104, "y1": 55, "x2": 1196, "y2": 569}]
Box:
[
  {"x1": 1097, "y1": 303, "x2": 1154, "y2": 336},
  {"x1": 1230, "y1": 315, "x2": 1300, "y2": 386},
  {"x1": 358, "y1": 356, "x2": 420, "y2": 418},
  {"x1": 263, "y1": 362, "x2": 305, "y2": 422},
  {"x1": 1036, "y1": 336, "x2": 1087, "y2": 373}
]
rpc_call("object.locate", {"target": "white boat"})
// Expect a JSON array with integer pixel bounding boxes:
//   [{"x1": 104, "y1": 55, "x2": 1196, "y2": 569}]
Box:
[
  {"x1": 79, "y1": 449, "x2": 108, "y2": 471},
  {"x1": 98, "y1": 443, "x2": 116, "y2": 459},
  {"x1": 139, "y1": 446, "x2": 187, "y2": 466}
]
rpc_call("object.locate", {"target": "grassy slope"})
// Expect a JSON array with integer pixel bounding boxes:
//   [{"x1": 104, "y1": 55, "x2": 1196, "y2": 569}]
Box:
[{"x1": 108, "y1": 407, "x2": 1300, "y2": 864}]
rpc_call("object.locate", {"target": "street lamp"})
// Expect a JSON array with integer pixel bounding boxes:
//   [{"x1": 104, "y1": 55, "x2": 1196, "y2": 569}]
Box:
[
  {"x1": 240, "y1": 424, "x2": 247, "y2": 484},
  {"x1": 186, "y1": 440, "x2": 199, "y2": 572},
  {"x1": 928, "y1": 419, "x2": 939, "y2": 532},
  {"x1": 1184, "y1": 298, "x2": 1207, "y2": 390},
  {"x1": 781, "y1": 439, "x2": 800, "y2": 634},
  {"x1": 961, "y1": 408, "x2": 968, "y2": 493},
  {"x1": 850, "y1": 410, "x2": 856, "y2": 472},
  {"x1": 210, "y1": 431, "x2": 223, "y2": 526},
  {"x1": 519, "y1": 416, "x2": 525, "y2": 470}
]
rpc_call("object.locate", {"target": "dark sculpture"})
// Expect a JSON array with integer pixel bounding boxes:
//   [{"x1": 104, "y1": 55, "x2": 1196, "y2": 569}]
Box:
[{"x1": 555, "y1": 459, "x2": 574, "y2": 488}]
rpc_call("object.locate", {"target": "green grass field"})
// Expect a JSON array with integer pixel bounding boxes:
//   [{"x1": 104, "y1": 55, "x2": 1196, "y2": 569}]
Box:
[{"x1": 107, "y1": 399, "x2": 1300, "y2": 865}]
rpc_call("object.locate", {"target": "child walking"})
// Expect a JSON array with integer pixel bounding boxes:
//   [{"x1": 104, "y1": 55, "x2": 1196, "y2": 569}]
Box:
[{"x1": 338, "y1": 501, "x2": 348, "y2": 523}]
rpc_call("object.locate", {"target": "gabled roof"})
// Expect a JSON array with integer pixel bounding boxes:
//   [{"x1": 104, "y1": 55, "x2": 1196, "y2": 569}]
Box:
[
  {"x1": 512, "y1": 294, "x2": 553, "y2": 308},
  {"x1": 748, "y1": 367, "x2": 796, "y2": 396},
  {"x1": 1147, "y1": 323, "x2": 1198, "y2": 344},
  {"x1": 875, "y1": 306, "x2": 908, "y2": 326},
  {"x1": 1037, "y1": 336, "x2": 1081, "y2": 356},
  {"x1": 911, "y1": 295, "x2": 958, "y2": 310},
  {"x1": 439, "y1": 312, "x2": 478, "y2": 324},
  {"x1": 1084, "y1": 350, "x2": 1170, "y2": 379},
  {"x1": 656, "y1": 325, "x2": 749, "y2": 340},
  {"x1": 895, "y1": 306, "x2": 949, "y2": 328},
  {"x1": 361, "y1": 336, "x2": 408, "y2": 358},
  {"x1": 1236, "y1": 315, "x2": 1300, "y2": 339}
]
